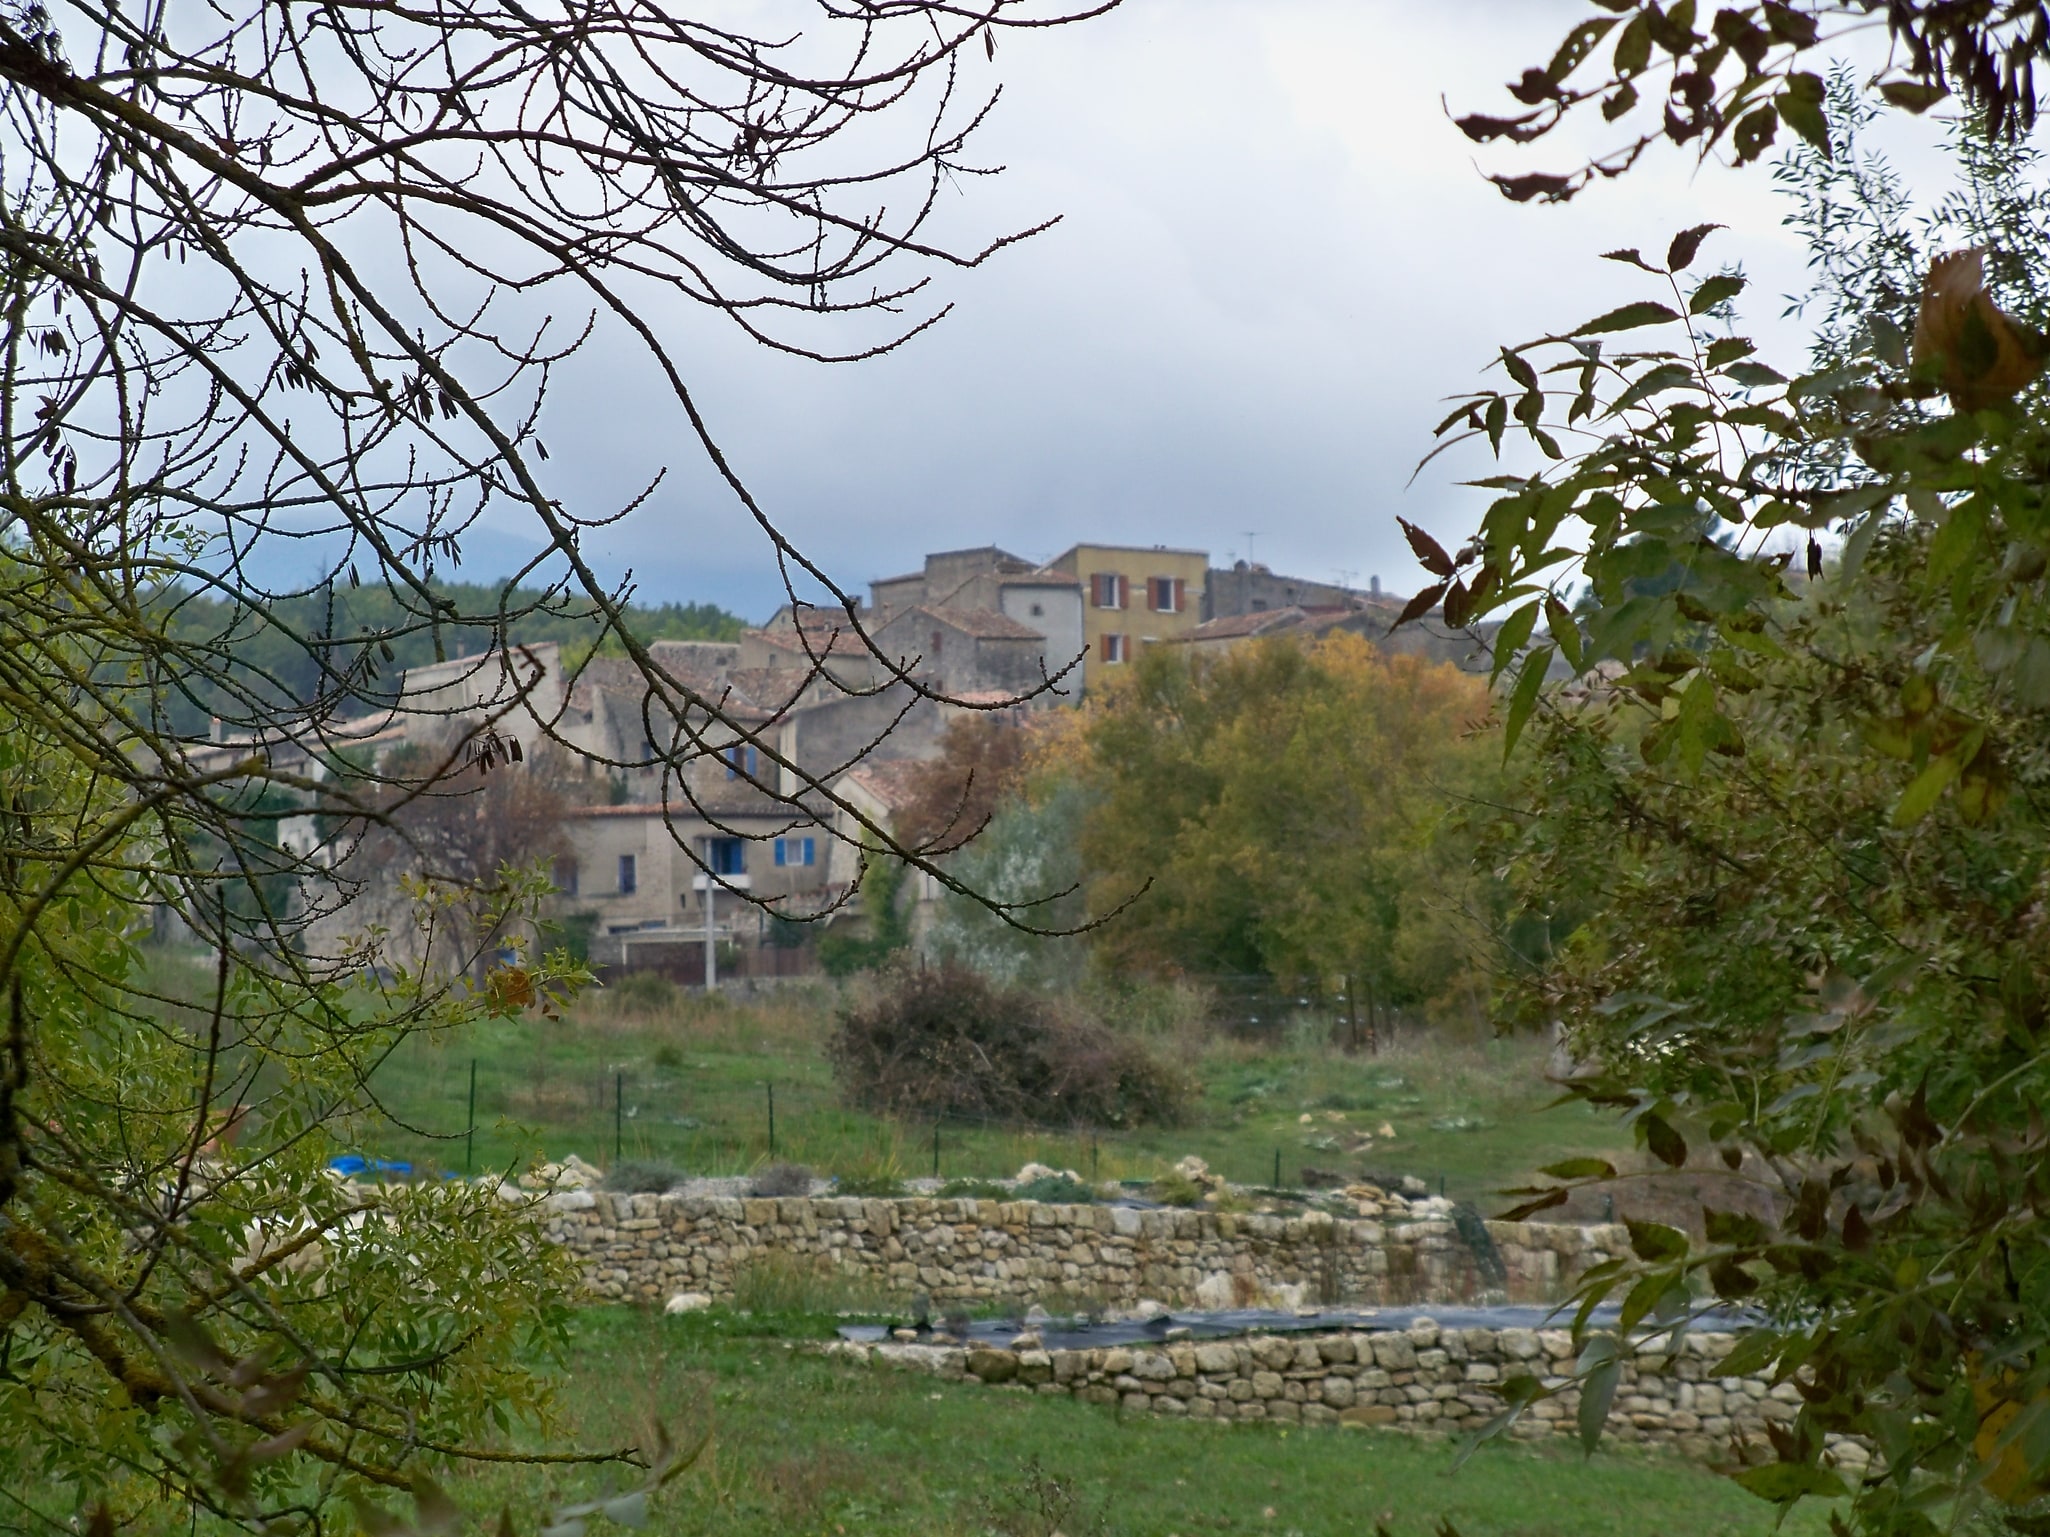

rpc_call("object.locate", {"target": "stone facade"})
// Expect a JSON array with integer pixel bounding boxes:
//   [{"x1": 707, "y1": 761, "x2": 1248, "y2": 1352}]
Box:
[
  {"x1": 827, "y1": 1321, "x2": 1870, "y2": 1474},
  {"x1": 540, "y1": 1192, "x2": 1626, "y2": 1309}
]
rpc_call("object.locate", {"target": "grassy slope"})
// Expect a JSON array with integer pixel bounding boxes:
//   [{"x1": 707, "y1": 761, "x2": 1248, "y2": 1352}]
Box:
[
  {"x1": 459, "y1": 1307, "x2": 1830, "y2": 1537},
  {"x1": 351, "y1": 982, "x2": 1634, "y2": 1205}
]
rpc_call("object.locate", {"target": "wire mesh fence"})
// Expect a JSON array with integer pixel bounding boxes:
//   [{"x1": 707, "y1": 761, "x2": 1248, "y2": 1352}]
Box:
[{"x1": 352, "y1": 1050, "x2": 1455, "y2": 1197}]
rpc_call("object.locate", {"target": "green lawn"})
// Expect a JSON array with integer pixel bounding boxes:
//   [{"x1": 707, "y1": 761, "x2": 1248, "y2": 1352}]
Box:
[
  {"x1": 450, "y1": 1306, "x2": 1831, "y2": 1537},
  {"x1": 343, "y1": 981, "x2": 1633, "y2": 1204}
]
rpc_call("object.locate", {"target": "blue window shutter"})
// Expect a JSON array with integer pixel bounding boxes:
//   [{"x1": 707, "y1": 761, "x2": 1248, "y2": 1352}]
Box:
[
  {"x1": 773, "y1": 839, "x2": 786, "y2": 867},
  {"x1": 803, "y1": 837, "x2": 815, "y2": 866}
]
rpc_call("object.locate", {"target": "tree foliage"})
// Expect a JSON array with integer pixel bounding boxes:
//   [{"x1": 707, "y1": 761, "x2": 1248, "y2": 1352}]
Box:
[
  {"x1": 1420, "y1": 75, "x2": 2050, "y2": 1533},
  {"x1": 1462, "y1": 2, "x2": 2050, "y2": 203},
  {"x1": 0, "y1": 0, "x2": 1115, "y2": 1524},
  {"x1": 1075, "y1": 633, "x2": 1497, "y2": 1016}
]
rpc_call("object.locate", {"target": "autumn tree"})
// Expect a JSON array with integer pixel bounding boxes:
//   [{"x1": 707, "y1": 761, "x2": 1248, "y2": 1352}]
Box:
[{"x1": 1076, "y1": 633, "x2": 1497, "y2": 1023}]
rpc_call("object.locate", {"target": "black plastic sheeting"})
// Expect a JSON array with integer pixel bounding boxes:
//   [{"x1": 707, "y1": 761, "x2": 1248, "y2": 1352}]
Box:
[{"x1": 838, "y1": 1303, "x2": 1757, "y2": 1354}]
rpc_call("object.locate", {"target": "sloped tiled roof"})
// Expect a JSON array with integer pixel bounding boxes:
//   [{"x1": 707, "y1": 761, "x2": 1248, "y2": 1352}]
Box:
[
  {"x1": 906, "y1": 604, "x2": 1044, "y2": 641},
  {"x1": 1175, "y1": 607, "x2": 1312, "y2": 643},
  {"x1": 836, "y1": 758, "x2": 928, "y2": 814}
]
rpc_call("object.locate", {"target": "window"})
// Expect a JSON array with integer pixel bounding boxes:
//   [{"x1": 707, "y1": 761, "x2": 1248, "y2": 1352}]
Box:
[
  {"x1": 1029, "y1": 602, "x2": 1044, "y2": 617},
  {"x1": 556, "y1": 858, "x2": 578, "y2": 896},
  {"x1": 1149, "y1": 576, "x2": 1186, "y2": 613},
  {"x1": 774, "y1": 836, "x2": 816, "y2": 868},
  {"x1": 1100, "y1": 633, "x2": 1128, "y2": 664},
  {"x1": 724, "y1": 744, "x2": 760, "y2": 779},
  {"x1": 708, "y1": 838, "x2": 746, "y2": 876},
  {"x1": 1089, "y1": 572, "x2": 1127, "y2": 610},
  {"x1": 930, "y1": 629, "x2": 943, "y2": 658},
  {"x1": 616, "y1": 854, "x2": 637, "y2": 895}
]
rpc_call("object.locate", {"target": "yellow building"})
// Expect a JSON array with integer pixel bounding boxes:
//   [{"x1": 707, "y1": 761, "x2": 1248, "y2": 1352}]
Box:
[{"x1": 1048, "y1": 542, "x2": 1210, "y2": 691}]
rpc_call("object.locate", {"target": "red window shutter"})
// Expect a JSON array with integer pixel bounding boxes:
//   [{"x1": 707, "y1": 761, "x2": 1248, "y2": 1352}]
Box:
[
  {"x1": 1090, "y1": 573, "x2": 1106, "y2": 607},
  {"x1": 1099, "y1": 633, "x2": 1112, "y2": 662},
  {"x1": 1114, "y1": 574, "x2": 1127, "y2": 609},
  {"x1": 1173, "y1": 578, "x2": 1186, "y2": 612}
]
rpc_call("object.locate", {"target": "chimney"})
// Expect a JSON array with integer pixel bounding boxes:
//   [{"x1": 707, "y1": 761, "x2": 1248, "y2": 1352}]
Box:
[{"x1": 1369, "y1": 575, "x2": 1381, "y2": 598}]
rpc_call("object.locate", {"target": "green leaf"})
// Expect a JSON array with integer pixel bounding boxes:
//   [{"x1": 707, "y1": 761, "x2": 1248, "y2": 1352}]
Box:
[
  {"x1": 1702, "y1": 1208, "x2": 1765, "y2": 1246},
  {"x1": 1540, "y1": 1158, "x2": 1617, "y2": 1181},
  {"x1": 1776, "y1": 81, "x2": 1830, "y2": 159},
  {"x1": 1925, "y1": 494, "x2": 1986, "y2": 587},
  {"x1": 1670, "y1": 670, "x2": 1719, "y2": 776},
  {"x1": 1500, "y1": 348, "x2": 1538, "y2": 391},
  {"x1": 1626, "y1": 1219, "x2": 1689, "y2": 1263},
  {"x1": 1721, "y1": 360, "x2": 1785, "y2": 388},
  {"x1": 1732, "y1": 1463, "x2": 1849, "y2": 1502},
  {"x1": 1573, "y1": 301, "x2": 1681, "y2": 336},
  {"x1": 1612, "y1": 11, "x2": 1651, "y2": 75},
  {"x1": 1609, "y1": 362, "x2": 1696, "y2": 416},
  {"x1": 1733, "y1": 104, "x2": 1778, "y2": 163},
  {"x1": 1891, "y1": 752, "x2": 1962, "y2": 827},
  {"x1": 1502, "y1": 645, "x2": 1555, "y2": 762},
  {"x1": 1499, "y1": 1186, "x2": 1571, "y2": 1222},
  {"x1": 1715, "y1": 1331, "x2": 1781, "y2": 1379},
  {"x1": 1705, "y1": 336, "x2": 1755, "y2": 367},
  {"x1": 1641, "y1": 1110, "x2": 1687, "y2": 1167},
  {"x1": 1547, "y1": 16, "x2": 1620, "y2": 81},
  {"x1": 1490, "y1": 600, "x2": 1541, "y2": 686},
  {"x1": 1617, "y1": 1271, "x2": 1676, "y2": 1335},
  {"x1": 1545, "y1": 594, "x2": 1584, "y2": 672},
  {"x1": 1688, "y1": 274, "x2": 1745, "y2": 314},
  {"x1": 1666, "y1": 223, "x2": 1723, "y2": 273},
  {"x1": 1578, "y1": 1347, "x2": 1622, "y2": 1454},
  {"x1": 1878, "y1": 79, "x2": 1948, "y2": 113}
]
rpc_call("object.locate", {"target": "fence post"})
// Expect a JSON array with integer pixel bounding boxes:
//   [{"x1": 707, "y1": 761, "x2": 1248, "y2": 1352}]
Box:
[
  {"x1": 465, "y1": 1059, "x2": 477, "y2": 1175},
  {"x1": 1273, "y1": 1147, "x2": 1281, "y2": 1189},
  {"x1": 932, "y1": 1120, "x2": 940, "y2": 1180},
  {"x1": 615, "y1": 1071, "x2": 624, "y2": 1164},
  {"x1": 766, "y1": 1082, "x2": 776, "y2": 1158}
]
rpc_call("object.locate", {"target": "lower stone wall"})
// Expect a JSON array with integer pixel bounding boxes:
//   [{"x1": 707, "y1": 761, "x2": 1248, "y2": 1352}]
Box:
[
  {"x1": 541, "y1": 1192, "x2": 1623, "y2": 1308},
  {"x1": 828, "y1": 1321, "x2": 1872, "y2": 1474}
]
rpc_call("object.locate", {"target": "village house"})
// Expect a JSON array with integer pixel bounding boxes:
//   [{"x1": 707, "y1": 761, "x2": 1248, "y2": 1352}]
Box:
[{"x1": 1046, "y1": 542, "x2": 1208, "y2": 690}]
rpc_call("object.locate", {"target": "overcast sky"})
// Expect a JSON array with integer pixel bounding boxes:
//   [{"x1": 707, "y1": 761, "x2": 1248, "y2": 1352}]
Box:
[{"x1": 460, "y1": 1, "x2": 1946, "y2": 621}]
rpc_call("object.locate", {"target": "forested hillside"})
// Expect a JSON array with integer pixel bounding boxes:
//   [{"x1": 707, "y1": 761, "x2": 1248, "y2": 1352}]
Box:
[{"x1": 157, "y1": 578, "x2": 746, "y2": 736}]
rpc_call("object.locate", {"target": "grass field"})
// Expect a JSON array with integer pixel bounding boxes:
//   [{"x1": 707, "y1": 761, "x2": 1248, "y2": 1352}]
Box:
[
  {"x1": 337, "y1": 977, "x2": 1635, "y2": 1204},
  {"x1": 443, "y1": 1305, "x2": 1832, "y2": 1537}
]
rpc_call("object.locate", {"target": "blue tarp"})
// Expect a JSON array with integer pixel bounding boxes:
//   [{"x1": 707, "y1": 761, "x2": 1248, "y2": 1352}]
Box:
[{"x1": 328, "y1": 1154, "x2": 413, "y2": 1178}]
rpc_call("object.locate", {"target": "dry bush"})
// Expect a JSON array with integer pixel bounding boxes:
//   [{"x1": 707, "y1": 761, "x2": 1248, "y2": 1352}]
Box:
[
  {"x1": 749, "y1": 1162, "x2": 815, "y2": 1197},
  {"x1": 829, "y1": 963, "x2": 1191, "y2": 1129}
]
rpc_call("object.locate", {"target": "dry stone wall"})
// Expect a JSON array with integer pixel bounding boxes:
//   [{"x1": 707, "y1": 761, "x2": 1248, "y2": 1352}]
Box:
[
  {"x1": 827, "y1": 1321, "x2": 1872, "y2": 1474},
  {"x1": 540, "y1": 1192, "x2": 1624, "y2": 1308}
]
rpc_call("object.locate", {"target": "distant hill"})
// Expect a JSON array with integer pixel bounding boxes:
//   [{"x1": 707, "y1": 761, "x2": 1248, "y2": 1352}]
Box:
[{"x1": 156, "y1": 578, "x2": 747, "y2": 737}]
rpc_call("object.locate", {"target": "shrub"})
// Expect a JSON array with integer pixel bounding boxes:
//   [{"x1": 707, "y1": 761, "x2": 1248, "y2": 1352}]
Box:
[
  {"x1": 603, "y1": 1159, "x2": 688, "y2": 1194},
  {"x1": 1149, "y1": 1172, "x2": 1205, "y2": 1208},
  {"x1": 608, "y1": 969, "x2": 679, "y2": 1014},
  {"x1": 829, "y1": 962, "x2": 1191, "y2": 1128},
  {"x1": 750, "y1": 1162, "x2": 816, "y2": 1197}
]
